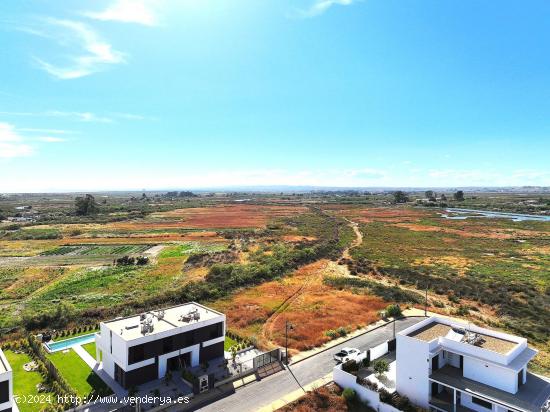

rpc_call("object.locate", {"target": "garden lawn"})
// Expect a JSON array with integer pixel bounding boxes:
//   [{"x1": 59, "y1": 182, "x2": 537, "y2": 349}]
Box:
[
  {"x1": 82, "y1": 342, "x2": 100, "y2": 360},
  {"x1": 224, "y1": 336, "x2": 238, "y2": 351},
  {"x1": 4, "y1": 350, "x2": 54, "y2": 412},
  {"x1": 47, "y1": 349, "x2": 111, "y2": 397}
]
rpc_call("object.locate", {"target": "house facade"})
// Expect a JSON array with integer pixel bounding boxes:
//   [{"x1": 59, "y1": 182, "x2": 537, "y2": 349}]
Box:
[
  {"x1": 397, "y1": 317, "x2": 550, "y2": 412},
  {"x1": 0, "y1": 349, "x2": 13, "y2": 412},
  {"x1": 95, "y1": 302, "x2": 225, "y2": 389}
]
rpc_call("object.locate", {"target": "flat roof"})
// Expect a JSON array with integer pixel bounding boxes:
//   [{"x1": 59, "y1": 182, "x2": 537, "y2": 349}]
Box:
[
  {"x1": 430, "y1": 365, "x2": 550, "y2": 412},
  {"x1": 408, "y1": 321, "x2": 517, "y2": 355},
  {"x1": 103, "y1": 302, "x2": 224, "y2": 341}
]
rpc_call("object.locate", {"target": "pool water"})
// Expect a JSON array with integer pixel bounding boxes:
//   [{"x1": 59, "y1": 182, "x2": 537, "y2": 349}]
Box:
[{"x1": 45, "y1": 333, "x2": 96, "y2": 352}]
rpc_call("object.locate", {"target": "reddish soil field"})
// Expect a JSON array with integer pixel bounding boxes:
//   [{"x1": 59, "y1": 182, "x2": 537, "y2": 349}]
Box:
[
  {"x1": 115, "y1": 204, "x2": 308, "y2": 229},
  {"x1": 277, "y1": 384, "x2": 348, "y2": 412},
  {"x1": 160, "y1": 204, "x2": 308, "y2": 228},
  {"x1": 214, "y1": 260, "x2": 386, "y2": 352},
  {"x1": 334, "y1": 206, "x2": 429, "y2": 223}
]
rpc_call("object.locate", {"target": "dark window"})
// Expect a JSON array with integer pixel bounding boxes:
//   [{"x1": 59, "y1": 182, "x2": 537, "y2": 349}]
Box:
[
  {"x1": 128, "y1": 344, "x2": 145, "y2": 364},
  {"x1": 431, "y1": 354, "x2": 439, "y2": 371},
  {"x1": 163, "y1": 336, "x2": 174, "y2": 353},
  {"x1": 209, "y1": 322, "x2": 223, "y2": 339},
  {"x1": 0, "y1": 380, "x2": 9, "y2": 403},
  {"x1": 472, "y1": 396, "x2": 492, "y2": 409}
]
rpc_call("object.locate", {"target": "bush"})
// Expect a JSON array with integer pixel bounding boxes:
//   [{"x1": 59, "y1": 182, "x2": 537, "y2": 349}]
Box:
[
  {"x1": 385, "y1": 304, "x2": 402, "y2": 318},
  {"x1": 373, "y1": 359, "x2": 389, "y2": 377},
  {"x1": 336, "y1": 326, "x2": 348, "y2": 337},
  {"x1": 342, "y1": 387, "x2": 356, "y2": 402}
]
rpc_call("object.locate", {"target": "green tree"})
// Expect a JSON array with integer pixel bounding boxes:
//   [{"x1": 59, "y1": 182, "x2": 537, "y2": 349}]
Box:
[
  {"x1": 453, "y1": 190, "x2": 465, "y2": 201},
  {"x1": 393, "y1": 191, "x2": 409, "y2": 203},
  {"x1": 74, "y1": 194, "x2": 99, "y2": 215},
  {"x1": 373, "y1": 359, "x2": 389, "y2": 377},
  {"x1": 385, "y1": 304, "x2": 402, "y2": 318}
]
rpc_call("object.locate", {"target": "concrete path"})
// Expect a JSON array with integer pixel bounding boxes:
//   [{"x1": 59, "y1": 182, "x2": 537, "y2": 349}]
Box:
[{"x1": 198, "y1": 317, "x2": 425, "y2": 412}]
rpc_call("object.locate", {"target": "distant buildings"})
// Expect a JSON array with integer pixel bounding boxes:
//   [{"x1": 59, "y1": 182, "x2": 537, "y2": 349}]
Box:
[
  {"x1": 0, "y1": 349, "x2": 13, "y2": 412},
  {"x1": 95, "y1": 302, "x2": 225, "y2": 389}
]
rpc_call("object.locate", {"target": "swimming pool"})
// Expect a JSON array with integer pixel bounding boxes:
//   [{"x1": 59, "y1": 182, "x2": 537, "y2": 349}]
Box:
[{"x1": 45, "y1": 333, "x2": 96, "y2": 352}]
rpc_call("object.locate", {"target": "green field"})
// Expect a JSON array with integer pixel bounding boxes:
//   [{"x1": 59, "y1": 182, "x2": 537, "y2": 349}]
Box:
[
  {"x1": 224, "y1": 336, "x2": 238, "y2": 351},
  {"x1": 4, "y1": 350, "x2": 54, "y2": 412},
  {"x1": 82, "y1": 342, "x2": 99, "y2": 360},
  {"x1": 158, "y1": 242, "x2": 226, "y2": 258},
  {"x1": 41, "y1": 244, "x2": 151, "y2": 256},
  {"x1": 47, "y1": 349, "x2": 110, "y2": 397}
]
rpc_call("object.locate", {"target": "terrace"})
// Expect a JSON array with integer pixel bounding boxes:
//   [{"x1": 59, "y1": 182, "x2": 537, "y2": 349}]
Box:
[
  {"x1": 429, "y1": 364, "x2": 550, "y2": 412},
  {"x1": 408, "y1": 321, "x2": 517, "y2": 355},
  {"x1": 103, "y1": 302, "x2": 223, "y2": 341}
]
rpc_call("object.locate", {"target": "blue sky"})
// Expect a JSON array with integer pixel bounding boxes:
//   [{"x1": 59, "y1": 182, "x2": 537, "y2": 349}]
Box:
[{"x1": 1, "y1": 0, "x2": 549, "y2": 191}]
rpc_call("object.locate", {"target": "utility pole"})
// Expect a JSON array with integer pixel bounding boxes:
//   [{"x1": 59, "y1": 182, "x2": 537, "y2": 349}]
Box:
[
  {"x1": 425, "y1": 286, "x2": 428, "y2": 316},
  {"x1": 285, "y1": 320, "x2": 293, "y2": 365}
]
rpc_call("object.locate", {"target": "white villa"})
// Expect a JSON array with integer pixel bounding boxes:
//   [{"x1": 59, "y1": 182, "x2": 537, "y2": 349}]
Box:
[
  {"x1": 334, "y1": 316, "x2": 550, "y2": 412},
  {"x1": 95, "y1": 302, "x2": 226, "y2": 389},
  {"x1": 397, "y1": 317, "x2": 550, "y2": 412},
  {"x1": 0, "y1": 349, "x2": 13, "y2": 412}
]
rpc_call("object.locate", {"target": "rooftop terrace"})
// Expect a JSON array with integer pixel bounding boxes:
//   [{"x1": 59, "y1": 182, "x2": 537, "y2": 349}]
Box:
[
  {"x1": 407, "y1": 320, "x2": 517, "y2": 355},
  {"x1": 103, "y1": 302, "x2": 223, "y2": 341}
]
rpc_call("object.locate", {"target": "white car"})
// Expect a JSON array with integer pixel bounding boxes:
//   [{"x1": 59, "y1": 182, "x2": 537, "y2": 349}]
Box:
[{"x1": 333, "y1": 347, "x2": 360, "y2": 363}]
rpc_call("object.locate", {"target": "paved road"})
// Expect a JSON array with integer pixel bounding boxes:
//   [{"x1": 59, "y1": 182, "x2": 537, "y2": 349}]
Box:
[{"x1": 198, "y1": 317, "x2": 425, "y2": 412}]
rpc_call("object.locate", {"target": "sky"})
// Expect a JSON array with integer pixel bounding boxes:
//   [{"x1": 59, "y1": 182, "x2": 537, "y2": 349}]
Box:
[{"x1": 1, "y1": 0, "x2": 549, "y2": 192}]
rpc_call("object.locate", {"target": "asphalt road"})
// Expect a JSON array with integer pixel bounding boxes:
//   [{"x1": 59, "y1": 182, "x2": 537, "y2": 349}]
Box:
[{"x1": 197, "y1": 317, "x2": 425, "y2": 412}]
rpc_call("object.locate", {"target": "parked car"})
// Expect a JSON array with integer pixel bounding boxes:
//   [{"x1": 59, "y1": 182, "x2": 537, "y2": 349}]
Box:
[{"x1": 333, "y1": 347, "x2": 360, "y2": 363}]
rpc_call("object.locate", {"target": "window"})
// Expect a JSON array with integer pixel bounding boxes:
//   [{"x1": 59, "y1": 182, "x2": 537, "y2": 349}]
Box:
[
  {"x1": 128, "y1": 344, "x2": 145, "y2": 364},
  {"x1": 472, "y1": 396, "x2": 492, "y2": 410},
  {"x1": 0, "y1": 380, "x2": 9, "y2": 403},
  {"x1": 163, "y1": 336, "x2": 174, "y2": 353}
]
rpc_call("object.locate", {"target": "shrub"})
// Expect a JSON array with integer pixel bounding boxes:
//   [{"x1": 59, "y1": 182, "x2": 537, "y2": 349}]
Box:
[
  {"x1": 373, "y1": 359, "x2": 389, "y2": 377},
  {"x1": 325, "y1": 329, "x2": 338, "y2": 339},
  {"x1": 385, "y1": 304, "x2": 402, "y2": 318},
  {"x1": 342, "y1": 388, "x2": 356, "y2": 402},
  {"x1": 336, "y1": 326, "x2": 348, "y2": 337}
]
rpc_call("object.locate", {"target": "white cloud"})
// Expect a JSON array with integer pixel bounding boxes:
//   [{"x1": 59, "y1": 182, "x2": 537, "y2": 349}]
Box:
[
  {"x1": 0, "y1": 111, "x2": 150, "y2": 123},
  {"x1": 299, "y1": 0, "x2": 357, "y2": 17},
  {"x1": 31, "y1": 18, "x2": 125, "y2": 79},
  {"x1": 37, "y1": 136, "x2": 67, "y2": 143},
  {"x1": 0, "y1": 123, "x2": 33, "y2": 158},
  {"x1": 17, "y1": 128, "x2": 75, "y2": 134},
  {"x1": 83, "y1": 0, "x2": 158, "y2": 26}
]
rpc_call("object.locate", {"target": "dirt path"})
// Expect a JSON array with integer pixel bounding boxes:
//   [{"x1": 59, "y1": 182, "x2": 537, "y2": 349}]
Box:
[
  {"x1": 342, "y1": 217, "x2": 363, "y2": 260},
  {"x1": 261, "y1": 216, "x2": 364, "y2": 348}
]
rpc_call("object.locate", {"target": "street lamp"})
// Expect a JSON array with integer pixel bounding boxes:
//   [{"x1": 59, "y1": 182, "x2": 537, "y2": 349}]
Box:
[{"x1": 285, "y1": 320, "x2": 294, "y2": 365}]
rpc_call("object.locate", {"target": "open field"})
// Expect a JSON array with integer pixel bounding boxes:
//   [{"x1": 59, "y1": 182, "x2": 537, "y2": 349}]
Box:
[
  {"x1": 212, "y1": 259, "x2": 387, "y2": 352},
  {"x1": 0, "y1": 192, "x2": 549, "y2": 377}
]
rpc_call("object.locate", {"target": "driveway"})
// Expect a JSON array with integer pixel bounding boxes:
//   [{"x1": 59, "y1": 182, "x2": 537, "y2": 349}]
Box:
[{"x1": 197, "y1": 317, "x2": 425, "y2": 412}]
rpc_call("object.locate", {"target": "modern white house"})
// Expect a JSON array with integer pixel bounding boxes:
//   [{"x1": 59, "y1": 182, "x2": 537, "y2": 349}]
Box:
[
  {"x1": 0, "y1": 349, "x2": 13, "y2": 412},
  {"x1": 95, "y1": 302, "x2": 225, "y2": 389},
  {"x1": 397, "y1": 317, "x2": 550, "y2": 412}
]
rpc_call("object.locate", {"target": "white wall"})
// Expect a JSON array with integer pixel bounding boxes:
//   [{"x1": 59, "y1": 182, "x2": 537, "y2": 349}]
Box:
[
  {"x1": 460, "y1": 392, "x2": 495, "y2": 412},
  {"x1": 396, "y1": 334, "x2": 430, "y2": 408},
  {"x1": 463, "y1": 357, "x2": 517, "y2": 394},
  {"x1": 333, "y1": 365, "x2": 402, "y2": 412},
  {"x1": 0, "y1": 350, "x2": 13, "y2": 412}
]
